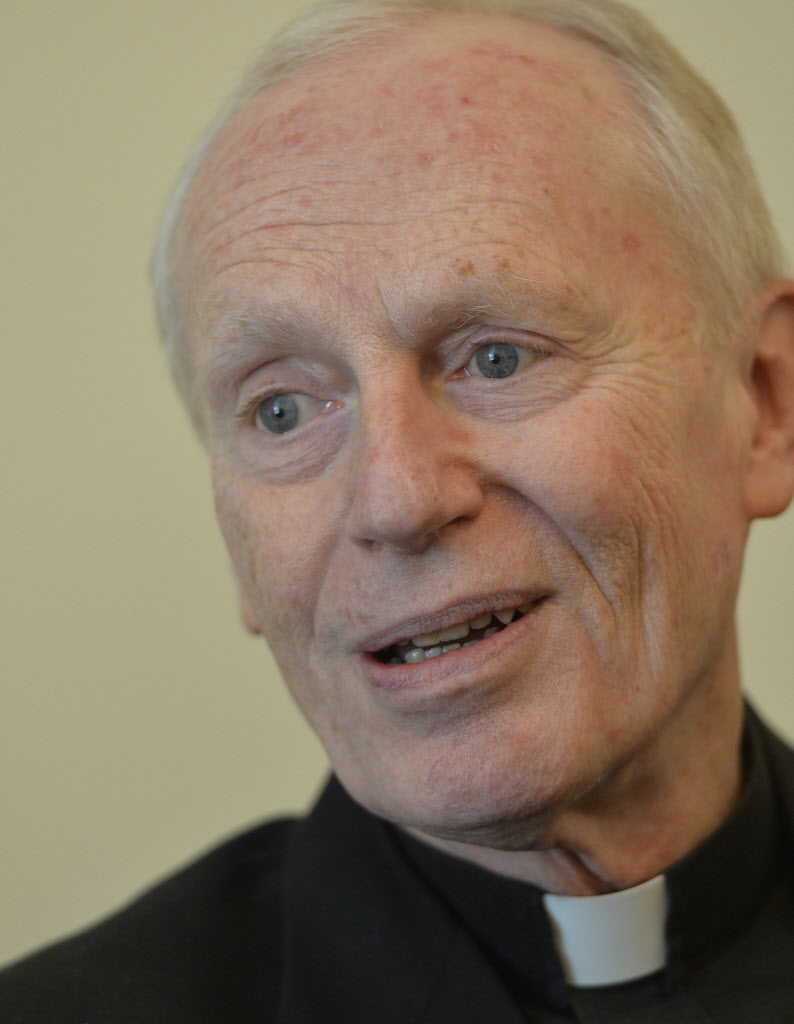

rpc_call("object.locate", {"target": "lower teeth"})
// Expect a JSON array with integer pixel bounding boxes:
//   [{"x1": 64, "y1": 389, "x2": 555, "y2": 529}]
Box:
[
  {"x1": 403, "y1": 639, "x2": 473, "y2": 663},
  {"x1": 385, "y1": 619, "x2": 517, "y2": 665}
]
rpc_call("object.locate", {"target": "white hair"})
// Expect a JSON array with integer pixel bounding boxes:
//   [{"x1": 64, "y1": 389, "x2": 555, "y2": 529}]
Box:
[{"x1": 152, "y1": 0, "x2": 787, "y2": 428}]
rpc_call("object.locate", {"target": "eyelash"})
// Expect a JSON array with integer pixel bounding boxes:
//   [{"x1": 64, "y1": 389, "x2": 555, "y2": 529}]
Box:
[{"x1": 237, "y1": 392, "x2": 271, "y2": 427}]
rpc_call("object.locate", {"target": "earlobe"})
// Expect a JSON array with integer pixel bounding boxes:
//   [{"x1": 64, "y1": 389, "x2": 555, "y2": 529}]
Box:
[
  {"x1": 743, "y1": 281, "x2": 794, "y2": 520},
  {"x1": 240, "y1": 596, "x2": 262, "y2": 635},
  {"x1": 235, "y1": 577, "x2": 262, "y2": 635}
]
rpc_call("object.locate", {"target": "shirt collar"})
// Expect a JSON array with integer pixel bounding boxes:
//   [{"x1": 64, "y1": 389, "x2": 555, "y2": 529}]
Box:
[{"x1": 543, "y1": 874, "x2": 667, "y2": 986}]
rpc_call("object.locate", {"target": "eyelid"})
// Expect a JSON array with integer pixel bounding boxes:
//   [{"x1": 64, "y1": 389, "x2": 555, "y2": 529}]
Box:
[
  {"x1": 236, "y1": 389, "x2": 276, "y2": 426},
  {"x1": 452, "y1": 322, "x2": 550, "y2": 352},
  {"x1": 235, "y1": 365, "x2": 321, "y2": 420}
]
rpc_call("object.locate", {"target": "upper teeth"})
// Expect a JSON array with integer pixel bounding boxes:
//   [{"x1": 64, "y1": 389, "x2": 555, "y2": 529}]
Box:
[{"x1": 408, "y1": 605, "x2": 528, "y2": 649}]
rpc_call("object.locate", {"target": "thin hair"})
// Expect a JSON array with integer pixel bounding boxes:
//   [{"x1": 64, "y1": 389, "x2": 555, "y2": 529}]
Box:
[{"x1": 151, "y1": 0, "x2": 787, "y2": 430}]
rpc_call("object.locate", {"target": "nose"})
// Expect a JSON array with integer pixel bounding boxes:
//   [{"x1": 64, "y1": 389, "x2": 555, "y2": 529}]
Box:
[{"x1": 346, "y1": 374, "x2": 484, "y2": 553}]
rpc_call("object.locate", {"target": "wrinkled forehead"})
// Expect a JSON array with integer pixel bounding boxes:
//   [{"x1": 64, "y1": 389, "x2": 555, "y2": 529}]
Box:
[{"x1": 183, "y1": 14, "x2": 645, "y2": 251}]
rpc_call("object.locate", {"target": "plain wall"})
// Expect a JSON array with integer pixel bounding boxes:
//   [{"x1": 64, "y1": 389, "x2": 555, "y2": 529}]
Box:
[{"x1": 2, "y1": 0, "x2": 793, "y2": 964}]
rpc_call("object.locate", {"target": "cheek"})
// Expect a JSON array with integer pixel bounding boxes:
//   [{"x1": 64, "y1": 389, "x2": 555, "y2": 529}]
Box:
[
  {"x1": 494, "y1": 389, "x2": 735, "y2": 603},
  {"x1": 499, "y1": 402, "x2": 648, "y2": 543},
  {"x1": 212, "y1": 469, "x2": 328, "y2": 643}
]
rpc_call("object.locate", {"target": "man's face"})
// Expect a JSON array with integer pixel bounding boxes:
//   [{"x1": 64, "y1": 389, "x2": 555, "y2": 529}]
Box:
[{"x1": 183, "y1": 16, "x2": 754, "y2": 845}]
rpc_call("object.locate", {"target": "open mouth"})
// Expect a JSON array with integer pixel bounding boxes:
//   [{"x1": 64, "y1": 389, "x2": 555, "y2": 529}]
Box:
[{"x1": 373, "y1": 604, "x2": 532, "y2": 664}]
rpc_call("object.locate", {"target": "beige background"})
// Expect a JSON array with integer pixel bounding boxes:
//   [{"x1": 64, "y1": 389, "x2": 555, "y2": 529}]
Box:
[{"x1": 3, "y1": 0, "x2": 793, "y2": 964}]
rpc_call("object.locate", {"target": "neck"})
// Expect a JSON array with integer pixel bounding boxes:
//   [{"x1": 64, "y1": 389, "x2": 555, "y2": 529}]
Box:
[{"x1": 409, "y1": 669, "x2": 745, "y2": 895}]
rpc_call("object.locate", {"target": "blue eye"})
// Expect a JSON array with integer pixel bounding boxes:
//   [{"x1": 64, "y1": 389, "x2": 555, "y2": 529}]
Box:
[
  {"x1": 474, "y1": 342, "x2": 519, "y2": 379},
  {"x1": 254, "y1": 392, "x2": 330, "y2": 434},
  {"x1": 256, "y1": 394, "x2": 301, "y2": 434}
]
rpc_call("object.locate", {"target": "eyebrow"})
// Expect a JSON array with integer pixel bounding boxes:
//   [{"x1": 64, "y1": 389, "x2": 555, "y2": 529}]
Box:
[
  {"x1": 195, "y1": 302, "x2": 310, "y2": 411},
  {"x1": 418, "y1": 296, "x2": 526, "y2": 335},
  {"x1": 203, "y1": 299, "x2": 315, "y2": 348}
]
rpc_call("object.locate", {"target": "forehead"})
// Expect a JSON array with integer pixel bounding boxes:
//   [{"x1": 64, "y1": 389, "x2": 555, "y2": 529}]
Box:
[
  {"x1": 190, "y1": 15, "x2": 637, "y2": 210},
  {"x1": 182, "y1": 14, "x2": 670, "y2": 347},
  {"x1": 211, "y1": 17, "x2": 628, "y2": 155}
]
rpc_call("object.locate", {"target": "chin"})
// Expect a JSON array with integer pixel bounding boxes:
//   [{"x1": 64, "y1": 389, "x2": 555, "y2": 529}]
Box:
[{"x1": 337, "y1": 736, "x2": 599, "y2": 851}]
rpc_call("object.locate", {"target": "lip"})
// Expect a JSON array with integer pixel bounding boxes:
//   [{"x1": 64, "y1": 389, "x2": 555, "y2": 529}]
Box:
[
  {"x1": 355, "y1": 589, "x2": 550, "y2": 655},
  {"x1": 358, "y1": 595, "x2": 548, "y2": 695}
]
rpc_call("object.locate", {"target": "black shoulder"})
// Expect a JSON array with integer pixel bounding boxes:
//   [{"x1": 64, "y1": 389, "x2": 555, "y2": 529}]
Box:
[{"x1": 0, "y1": 816, "x2": 297, "y2": 1024}]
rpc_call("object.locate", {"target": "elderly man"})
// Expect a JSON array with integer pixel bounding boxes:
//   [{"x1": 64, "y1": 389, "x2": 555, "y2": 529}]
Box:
[{"x1": 3, "y1": 0, "x2": 794, "y2": 1020}]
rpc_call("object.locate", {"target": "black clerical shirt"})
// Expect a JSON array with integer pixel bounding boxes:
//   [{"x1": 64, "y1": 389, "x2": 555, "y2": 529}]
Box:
[{"x1": 2, "y1": 706, "x2": 794, "y2": 1022}]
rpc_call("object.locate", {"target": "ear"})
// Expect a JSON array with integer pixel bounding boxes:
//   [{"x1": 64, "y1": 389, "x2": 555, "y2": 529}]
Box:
[{"x1": 743, "y1": 281, "x2": 794, "y2": 520}]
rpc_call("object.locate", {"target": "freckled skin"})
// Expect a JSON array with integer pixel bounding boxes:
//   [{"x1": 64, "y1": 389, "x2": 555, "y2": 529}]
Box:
[{"x1": 182, "y1": 15, "x2": 764, "y2": 891}]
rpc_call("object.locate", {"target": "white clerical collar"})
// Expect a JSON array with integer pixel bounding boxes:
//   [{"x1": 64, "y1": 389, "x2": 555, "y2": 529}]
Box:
[{"x1": 542, "y1": 875, "x2": 667, "y2": 987}]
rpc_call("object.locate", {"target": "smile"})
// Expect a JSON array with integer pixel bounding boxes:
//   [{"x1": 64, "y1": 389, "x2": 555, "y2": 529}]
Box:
[{"x1": 375, "y1": 604, "x2": 533, "y2": 664}]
